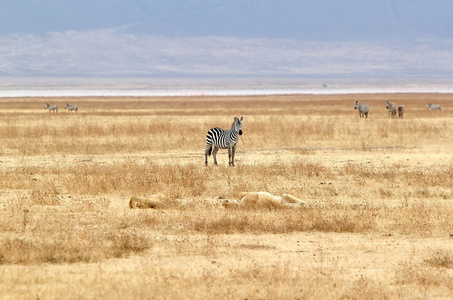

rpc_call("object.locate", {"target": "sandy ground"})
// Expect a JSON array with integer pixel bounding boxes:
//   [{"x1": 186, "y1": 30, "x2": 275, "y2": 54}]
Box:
[{"x1": 1, "y1": 144, "x2": 451, "y2": 170}]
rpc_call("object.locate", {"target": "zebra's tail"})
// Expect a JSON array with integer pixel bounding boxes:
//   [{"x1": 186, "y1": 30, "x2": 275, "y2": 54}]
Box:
[{"x1": 207, "y1": 144, "x2": 212, "y2": 156}]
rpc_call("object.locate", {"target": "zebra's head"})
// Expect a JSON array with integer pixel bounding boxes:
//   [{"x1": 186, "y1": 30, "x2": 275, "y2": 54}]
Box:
[
  {"x1": 233, "y1": 116, "x2": 243, "y2": 135},
  {"x1": 386, "y1": 101, "x2": 391, "y2": 109},
  {"x1": 354, "y1": 101, "x2": 359, "y2": 110}
]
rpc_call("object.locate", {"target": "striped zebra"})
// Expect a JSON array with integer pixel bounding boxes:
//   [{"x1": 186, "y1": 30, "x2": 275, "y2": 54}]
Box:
[
  {"x1": 64, "y1": 103, "x2": 78, "y2": 112},
  {"x1": 398, "y1": 105, "x2": 405, "y2": 119},
  {"x1": 427, "y1": 104, "x2": 441, "y2": 110},
  {"x1": 386, "y1": 101, "x2": 397, "y2": 118},
  {"x1": 205, "y1": 116, "x2": 243, "y2": 166},
  {"x1": 44, "y1": 104, "x2": 58, "y2": 113},
  {"x1": 354, "y1": 101, "x2": 370, "y2": 118}
]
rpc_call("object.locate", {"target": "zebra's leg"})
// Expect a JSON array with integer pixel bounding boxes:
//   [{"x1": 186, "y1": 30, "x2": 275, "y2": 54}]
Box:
[
  {"x1": 205, "y1": 143, "x2": 212, "y2": 165},
  {"x1": 212, "y1": 147, "x2": 219, "y2": 165},
  {"x1": 230, "y1": 144, "x2": 237, "y2": 166}
]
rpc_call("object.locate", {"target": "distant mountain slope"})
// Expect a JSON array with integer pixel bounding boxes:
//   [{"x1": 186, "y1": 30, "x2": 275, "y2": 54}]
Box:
[
  {"x1": 0, "y1": 32, "x2": 452, "y2": 77},
  {"x1": 0, "y1": 1, "x2": 452, "y2": 77}
]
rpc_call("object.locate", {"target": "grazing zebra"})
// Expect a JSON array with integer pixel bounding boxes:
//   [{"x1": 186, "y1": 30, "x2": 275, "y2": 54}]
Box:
[
  {"x1": 427, "y1": 104, "x2": 441, "y2": 110},
  {"x1": 44, "y1": 104, "x2": 58, "y2": 113},
  {"x1": 64, "y1": 103, "x2": 78, "y2": 112},
  {"x1": 386, "y1": 101, "x2": 397, "y2": 118},
  {"x1": 205, "y1": 116, "x2": 243, "y2": 166},
  {"x1": 398, "y1": 105, "x2": 405, "y2": 119},
  {"x1": 354, "y1": 101, "x2": 370, "y2": 118}
]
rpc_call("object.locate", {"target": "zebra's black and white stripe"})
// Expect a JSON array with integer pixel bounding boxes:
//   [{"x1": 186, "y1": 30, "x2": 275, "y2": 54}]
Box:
[
  {"x1": 354, "y1": 101, "x2": 370, "y2": 118},
  {"x1": 386, "y1": 101, "x2": 397, "y2": 118},
  {"x1": 65, "y1": 103, "x2": 78, "y2": 112},
  {"x1": 427, "y1": 104, "x2": 441, "y2": 110},
  {"x1": 205, "y1": 116, "x2": 243, "y2": 166},
  {"x1": 44, "y1": 104, "x2": 58, "y2": 113}
]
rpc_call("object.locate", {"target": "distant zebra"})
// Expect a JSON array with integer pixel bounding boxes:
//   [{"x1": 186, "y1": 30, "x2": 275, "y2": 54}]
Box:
[
  {"x1": 427, "y1": 104, "x2": 441, "y2": 110},
  {"x1": 386, "y1": 101, "x2": 397, "y2": 118},
  {"x1": 354, "y1": 101, "x2": 370, "y2": 118},
  {"x1": 44, "y1": 104, "x2": 58, "y2": 113},
  {"x1": 205, "y1": 116, "x2": 243, "y2": 166},
  {"x1": 65, "y1": 103, "x2": 78, "y2": 112},
  {"x1": 398, "y1": 105, "x2": 405, "y2": 119}
]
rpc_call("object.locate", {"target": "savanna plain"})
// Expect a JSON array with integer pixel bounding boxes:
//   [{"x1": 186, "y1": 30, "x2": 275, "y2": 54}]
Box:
[{"x1": 0, "y1": 93, "x2": 453, "y2": 299}]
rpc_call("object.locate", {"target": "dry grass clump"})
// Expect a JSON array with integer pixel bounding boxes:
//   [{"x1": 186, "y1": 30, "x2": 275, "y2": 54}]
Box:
[
  {"x1": 425, "y1": 250, "x2": 453, "y2": 269},
  {"x1": 395, "y1": 261, "x2": 453, "y2": 288},
  {"x1": 0, "y1": 230, "x2": 151, "y2": 265},
  {"x1": 0, "y1": 205, "x2": 153, "y2": 265},
  {"x1": 1, "y1": 160, "x2": 333, "y2": 200},
  {"x1": 191, "y1": 208, "x2": 376, "y2": 234}
]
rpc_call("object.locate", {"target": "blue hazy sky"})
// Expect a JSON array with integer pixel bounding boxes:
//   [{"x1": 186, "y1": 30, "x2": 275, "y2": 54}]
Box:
[
  {"x1": 0, "y1": 0, "x2": 452, "y2": 78},
  {"x1": 2, "y1": 0, "x2": 452, "y2": 40}
]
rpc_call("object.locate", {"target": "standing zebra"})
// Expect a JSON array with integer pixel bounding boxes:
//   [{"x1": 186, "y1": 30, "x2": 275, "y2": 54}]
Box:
[
  {"x1": 398, "y1": 105, "x2": 405, "y2": 119},
  {"x1": 65, "y1": 103, "x2": 78, "y2": 112},
  {"x1": 205, "y1": 116, "x2": 243, "y2": 166},
  {"x1": 427, "y1": 104, "x2": 441, "y2": 110},
  {"x1": 44, "y1": 104, "x2": 58, "y2": 113},
  {"x1": 386, "y1": 101, "x2": 397, "y2": 118},
  {"x1": 354, "y1": 101, "x2": 370, "y2": 118}
]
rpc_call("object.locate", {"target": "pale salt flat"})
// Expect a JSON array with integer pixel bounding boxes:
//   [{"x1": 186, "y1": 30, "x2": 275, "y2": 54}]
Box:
[{"x1": 1, "y1": 86, "x2": 453, "y2": 98}]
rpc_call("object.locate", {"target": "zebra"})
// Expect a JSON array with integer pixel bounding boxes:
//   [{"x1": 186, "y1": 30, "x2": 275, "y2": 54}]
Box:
[
  {"x1": 205, "y1": 116, "x2": 243, "y2": 166},
  {"x1": 427, "y1": 104, "x2": 441, "y2": 110},
  {"x1": 44, "y1": 104, "x2": 58, "y2": 113},
  {"x1": 64, "y1": 103, "x2": 78, "y2": 112},
  {"x1": 386, "y1": 101, "x2": 397, "y2": 118},
  {"x1": 398, "y1": 105, "x2": 405, "y2": 119},
  {"x1": 354, "y1": 101, "x2": 370, "y2": 118}
]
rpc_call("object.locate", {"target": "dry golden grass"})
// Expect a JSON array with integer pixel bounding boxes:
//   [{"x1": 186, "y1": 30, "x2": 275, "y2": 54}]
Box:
[{"x1": 1, "y1": 93, "x2": 453, "y2": 299}]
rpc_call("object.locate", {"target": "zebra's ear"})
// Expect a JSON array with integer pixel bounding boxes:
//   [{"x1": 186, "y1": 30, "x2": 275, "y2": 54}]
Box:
[{"x1": 240, "y1": 116, "x2": 243, "y2": 121}]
